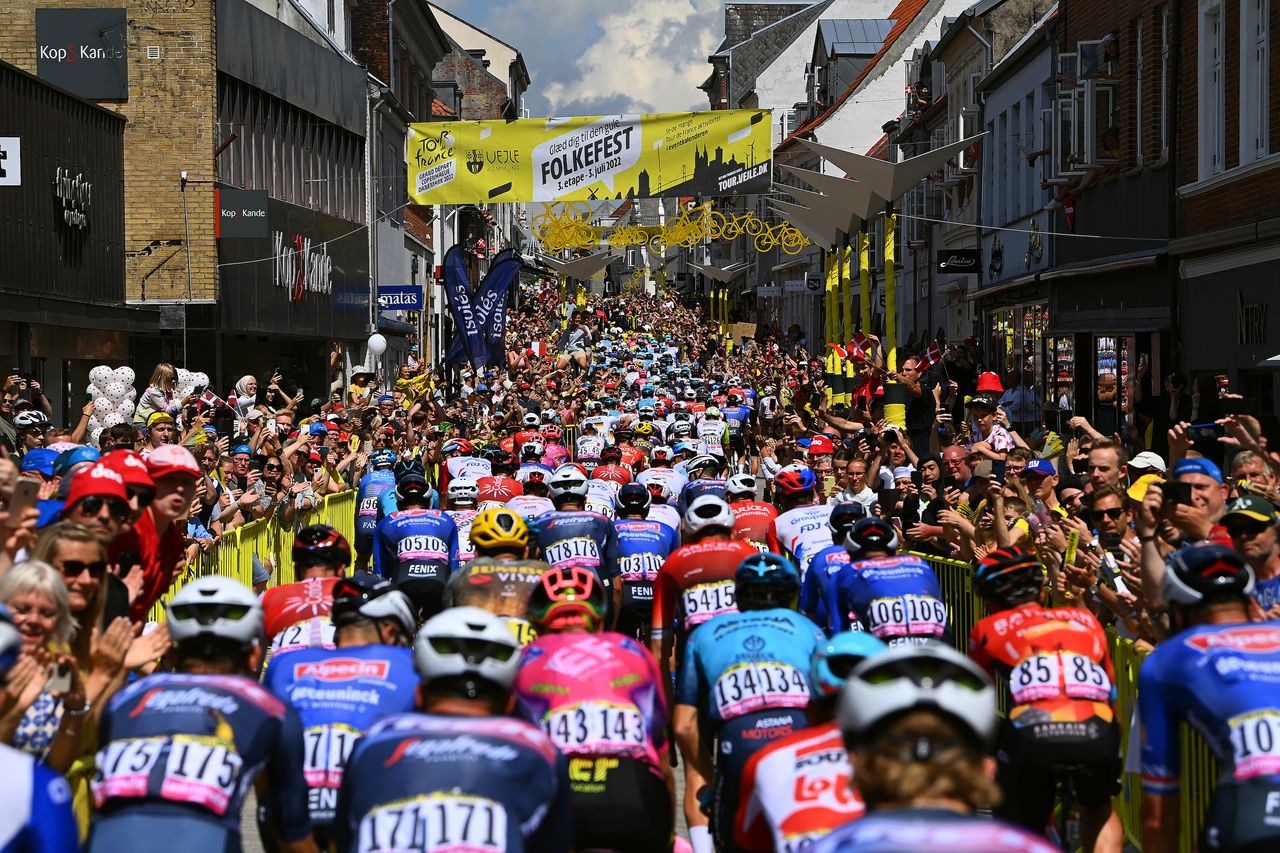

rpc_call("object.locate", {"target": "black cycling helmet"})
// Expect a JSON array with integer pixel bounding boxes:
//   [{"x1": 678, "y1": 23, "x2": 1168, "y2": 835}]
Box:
[
  {"x1": 845, "y1": 518, "x2": 898, "y2": 556},
  {"x1": 829, "y1": 502, "x2": 868, "y2": 542},
  {"x1": 482, "y1": 445, "x2": 513, "y2": 466},
  {"x1": 600, "y1": 445, "x2": 623, "y2": 464},
  {"x1": 616, "y1": 483, "x2": 651, "y2": 516},
  {"x1": 1163, "y1": 543, "x2": 1255, "y2": 606},
  {"x1": 331, "y1": 572, "x2": 416, "y2": 638},
  {"x1": 974, "y1": 547, "x2": 1045, "y2": 607},
  {"x1": 735, "y1": 552, "x2": 800, "y2": 611},
  {"x1": 292, "y1": 524, "x2": 352, "y2": 571}
]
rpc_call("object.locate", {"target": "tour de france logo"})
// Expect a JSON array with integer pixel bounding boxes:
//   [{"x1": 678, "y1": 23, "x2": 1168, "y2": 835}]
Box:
[{"x1": 414, "y1": 129, "x2": 454, "y2": 168}]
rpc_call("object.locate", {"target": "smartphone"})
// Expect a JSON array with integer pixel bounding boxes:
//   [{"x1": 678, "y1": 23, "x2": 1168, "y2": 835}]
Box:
[
  {"x1": 1221, "y1": 397, "x2": 1248, "y2": 415},
  {"x1": 292, "y1": 472, "x2": 307, "y2": 486},
  {"x1": 1164, "y1": 481, "x2": 1194, "y2": 507},
  {"x1": 879, "y1": 488, "x2": 900, "y2": 509},
  {"x1": 1099, "y1": 531, "x2": 1124, "y2": 555},
  {"x1": 1186, "y1": 423, "x2": 1226, "y2": 442},
  {"x1": 45, "y1": 662, "x2": 73, "y2": 694},
  {"x1": 6, "y1": 479, "x2": 40, "y2": 521},
  {"x1": 991, "y1": 459, "x2": 1007, "y2": 484},
  {"x1": 249, "y1": 458, "x2": 264, "y2": 472},
  {"x1": 117, "y1": 550, "x2": 140, "y2": 577}
]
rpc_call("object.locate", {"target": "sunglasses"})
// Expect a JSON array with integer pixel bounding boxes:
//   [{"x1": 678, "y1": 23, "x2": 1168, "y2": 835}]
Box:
[
  {"x1": 77, "y1": 495, "x2": 131, "y2": 521},
  {"x1": 60, "y1": 560, "x2": 107, "y2": 578},
  {"x1": 128, "y1": 487, "x2": 155, "y2": 508},
  {"x1": 264, "y1": 464, "x2": 283, "y2": 472},
  {"x1": 1225, "y1": 521, "x2": 1270, "y2": 537},
  {"x1": 1089, "y1": 507, "x2": 1127, "y2": 521}
]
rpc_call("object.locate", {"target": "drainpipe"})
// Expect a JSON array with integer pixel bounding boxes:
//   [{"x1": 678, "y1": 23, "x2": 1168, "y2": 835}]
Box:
[
  {"x1": 967, "y1": 23, "x2": 993, "y2": 69},
  {"x1": 387, "y1": 0, "x2": 397, "y2": 93}
]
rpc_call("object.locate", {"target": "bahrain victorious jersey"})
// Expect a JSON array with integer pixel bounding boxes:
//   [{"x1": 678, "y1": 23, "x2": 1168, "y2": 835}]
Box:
[
  {"x1": 355, "y1": 471, "x2": 397, "y2": 541},
  {"x1": 732, "y1": 501, "x2": 778, "y2": 552},
  {"x1": 333, "y1": 713, "x2": 574, "y2": 853},
  {"x1": 262, "y1": 577, "x2": 341, "y2": 659},
  {"x1": 735, "y1": 721, "x2": 864, "y2": 853},
  {"x1": 372, "y1": 508, "x2": 459, "y2": 587},
  {"x1": 514, "y1": 632, "x2": 669, "y2": 772},
  {"x1": 651, "y1": 539, "x2": 760, "y2": 637},
  {"x1": 826, "y1": 555, "x2": 947, "y2": 644},
  {"x1": 535, "y1": 510, "x2": 620, "y2": 581},
  {"x1": 810, "y1": 807, "x2": 1060, "y2": 852},
  {"x1": 91, "y1": 673, "x2": 311, "y2": 841},
  {"x1": 1138, "y1": 620, "x2": 1280, "y2": 795},
  {"x1": 264, "y1": 645, "x2": 418, "y2": 828},
  {"x1": 970, "y1": 602, "x2": 1114, "y2": 728},
  {"x1": 767, "y1": 504, "x2": 835, "y2": 579}
]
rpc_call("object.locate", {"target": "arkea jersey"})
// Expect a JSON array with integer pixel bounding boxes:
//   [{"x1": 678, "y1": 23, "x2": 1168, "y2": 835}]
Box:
[
  {"x1": 614, "y1": 518, "x2": 679, "y2": 616},
  {"x1": 767, "y1": 503, "x2": 836, "y2": 579},
  {"x1": 826, "y1": 555, "x2": 947, "y2": 643},
  {"x1": 91, "y1": 673, "x2": 310, "y2": 842},
  {"x1": 651, "y1": 539, "x2": 760, "y2": 636},
  {"x1": 372, "y1": 508, "x2": 460, "y2": 588},
  {"x1": 676, "y1": 609, "x2": 823, "y2": 729},
  {"x1": 263, "y1": 645, "x2": 418, "y2": 828},
  {"x1": 261, "y1": 577, "x2": 340, "y2": 659},
  {"x1": 0, "y1": 745, "x2": 77, "y2": 853},
  {"x1": 536, "y1": 510, "x2": 620, "y2": 580},
  {"x1": 810, "y1": 807, "x2": 1060, "y2": 852},
  {"x1": 333, "y1": 713, "x2": 573, "y2": 853},
  {"x1": 731, "y1": 501, "x2": 778, "y2": 552},
  {"x1": 735, "y1": 721, "x2": 864, "y2": 852},
  {"x1": 355, "y1": 470, "x2": 397, "y2": 540},
  {"x1": 515, "y1": 632, "x2": 668, "y2": 772}
]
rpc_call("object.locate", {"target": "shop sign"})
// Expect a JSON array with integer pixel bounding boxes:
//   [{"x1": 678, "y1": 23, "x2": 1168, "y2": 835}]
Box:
[
  {"x1": 216, "y1": 186, "x2": 269, "y2": 238},
  {"x1": 756, "y1": 285, "x2": 780, "y2": 298},
  {"x1": 784, "y1": 279, "x2": 807, "y2": 293},
  {"x1": 937, "y1": 248, "x2": 981, "y2": 274},
  {"x1": 0, "y1": 138, "x2": 19, "y2": 187},
  {"x1": 805, "y1": 273, "x2": 822, "y2": 292},
  {"x1": 378, "y1": 284, "x2": 424, "y2": 311},
  {"x1": 273, "y1": 231, "x2": 333, "y2": 303},
  {"x1": 36, "y1": 9, "x2": 129, "y2": 100},
  {"x1": 53, "y1": 166, "x2": 91, "y2": 229}
]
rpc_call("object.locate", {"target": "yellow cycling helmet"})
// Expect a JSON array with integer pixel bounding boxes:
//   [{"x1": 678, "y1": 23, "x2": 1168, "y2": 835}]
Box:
[
  {"x1": 633, "y1": 422, "x2": 655, "y2": 437},
  {"x1": 469, "y1": 507, "x2": 530, "y2": 552}
]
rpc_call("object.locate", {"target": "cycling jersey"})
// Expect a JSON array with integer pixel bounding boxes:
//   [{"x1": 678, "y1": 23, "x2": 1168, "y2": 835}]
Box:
[
  {"x1": 637, "y1": 467, "x2": 688, "y2": 501},
  {"x1": 651, "y1": 539, "x2": 760, "y2": 637},
  {"x1": 476, "y1": 475, "x2": 522, "y2": 504},
  {"x1": 354, "y1": 470, "x2": 396, "y2": 547},
  {"x1": 618, "y1": 446, "x2": 646, "y2": 474},
  {"x1": 735, "y1": 721, "x2": 864, "y2": 852},
  {"x1": 584, "y1": 480, "x2": 619, "y2": 519},
  {"x1": 506, "y1": 494, "x2": 556, "y2": 520},
  {"x1": 536, "y1": 510, "x2": 620, "y2": 581},
  {"x1": 372, "y1": 508, "x2": 459, "y2": 608},
  {"x1": 826, "y1": 555, "x2": 947, "y2": 644},
  {"x1": 591, "y1": 464, "x2": 633, "y2": 486},
  {"x1": 89, "y1": 673, "x2": 310, "y2": 850},
  {"x1": 443, "y1": 455, "x2": 492, "y2": 488},
  {"x1": 799, "y1": 544, "x2": 851, "y2": 633},
  {"x1": 576, "y1": 435, "x2": 606, "y2": 461},
  {"x1": 333, "y1": 713, "x2": 573, "y2": 853},
  {"x1": 261, "y1": 577, "x2": 340, "y2": 660},
  {"x1": 0, "y1": 745, "x2": 77, "y2": 853},
  {"x1": 263, "y1": 644, "x2": 417, "y2": 829},
  {"x1": 697, "y1": 420, "x2": 728, "y2": 456},
  {"x1": 768, "y1": 503, "x2": 836, "y2": 579},
  {"x1": 810, "y1": 807, "x2": 1060, "y2": 852},
  {"x1": 648, "y1": 503, "x2": 682, "y2": 536},
  {"x1": 721, "y1": 405, "x2": 752, "y2": 438},
  {"x1": 445, "y1": 559, "x2": 549, "y2": 646},
  {"x1": 614, "y1": 518, "x2": 679, "y2": 621},
  {"x1": 731, "y1": 501, "x2": 778, "y2": 552},
  {"x1": 446, "y1": 508, "x2": 479, "y2": 562},
  {"x1": 677, "y1": 478, "x2": 727, "y2": 515}
]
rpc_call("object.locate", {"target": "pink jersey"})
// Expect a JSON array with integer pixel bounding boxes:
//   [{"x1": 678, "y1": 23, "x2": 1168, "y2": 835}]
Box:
[{"x1": 514, "y1": 631, "x2": 668, "y2": 773}]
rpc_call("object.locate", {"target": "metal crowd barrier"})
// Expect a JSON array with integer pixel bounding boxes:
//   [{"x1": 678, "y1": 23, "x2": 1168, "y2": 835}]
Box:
[{"x1": 908, "y1": 551, "x2": 1219, "y2": 853}]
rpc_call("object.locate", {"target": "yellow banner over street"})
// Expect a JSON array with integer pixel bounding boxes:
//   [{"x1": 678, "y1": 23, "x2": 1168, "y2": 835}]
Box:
[{"x1": 407, "y1": 110, "x2": 772, "y2": 204}]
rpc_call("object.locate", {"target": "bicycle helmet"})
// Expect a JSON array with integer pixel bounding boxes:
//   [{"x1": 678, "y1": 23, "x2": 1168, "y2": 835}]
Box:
[
  {"x1": 394, "y1": 457, "x2": 424, "y2": 480},
  {"x1": 548, "y1": 464, "x2": 589, "y2": 500},
  {"x1": 616, "y1": 483, "x2": 651, "y2": 516},
  {"x1": 527, "y1": 566, "x2": 607, "y2": 633},
  {"x1": 482, "y1": 445, "x2": 513, "y2": 464},
  {"x1": 167, "y1": 576, "x2": 263, "y2": 650},
  {"x1": 704, "y1": 407, "x2": 723, "y2": 420},
  {"x1": 838, "y1": 641, "x2": 997, "y2": 750},
  {"x1": 650, "y1": 445, "x2": 673, "y2": 463},
  {"x1": 810, "y1": 631, "x2": 889, "y2": 698},
  {"x1": 669, "y1": 421, "x2": 693, "y2": 440},
  {"x1": 775, "y1": 464, "x2": 817, "y2": 495},
  {"x1": 1163, "y1": 542, "x2": 1255, "y2": 606},
  {"x1": 974, "y1": 547, "x2": 1045, "y2": 605},
  {"x1": 645, "y1": 480, "x2": 673, "y2": 504},
  {"x1": 541, "y1": 409, "x2": 558, "y2": 424},
  {"x1": 397, "y1": 473, "x2": 432, "y2": 503},
  {"x1": 829, "y1": 502, "x2": 868, "y2": 540},
  {"x1": 600, "y1": 446, "x2": 623, "y2": 464},
  {"x1": 12, "y1": 411, "x2": 48, "y2": 430},
  {"x1": 686, "y1": 454, "x2": 723, "y2": 476},
  {"x1": 469, "y1": 507, "x2": 529, "y2": 552},
  {"x1": 413, "y1": 606, "x2": 521, "y2": 691},
  {"x1": 441, "y1": 438, "x2": 473, "y2": 456},
  {"x1": 845, "y1": 517, "x2": 899, "y2": 555},
  {"x1": 633, "y1": 423, "x2": 655, "y2": 438},
  {"x1": 672, "y1": 410, "x2": 692, "y2": 423},
  {"x1": 683, "y1": 495, "x2": 735, "y2": 536},
  {"x1": 725, "y1": 473, "x2": 757, "y2": 499},
  {"x1": 520, "y1": 440, "x2": 546, "y2": 459},
  {"x1": 446, "y1": 477, "x2": 480, "y2": 506},
  {"x1": 542, "y1": 425, "x2": 563, "y2": 442},
  {"x1": 371, "y1": 449, "x2": 397, "y2": 469},
  {"x1": 735, "y1": 552, "x2": 800, "y2": 611},
  {"x1": 523, "y1": 412, "x2": 540, "y2": 427},
  {"x1": 292, "y1": 524, "x2": 352, "y2": 570},
  {"x1": 638, "y1": 404, "x2": 656, "y2": 418},
  {"x1": 331, "y1": 574, "x2": 415, "y2": 638}
]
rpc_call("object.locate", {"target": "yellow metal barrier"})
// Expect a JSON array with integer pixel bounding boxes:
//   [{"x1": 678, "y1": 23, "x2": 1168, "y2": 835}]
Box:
[{"x1": 909, "y1": 551, "x2": 1219, "y2": 853}]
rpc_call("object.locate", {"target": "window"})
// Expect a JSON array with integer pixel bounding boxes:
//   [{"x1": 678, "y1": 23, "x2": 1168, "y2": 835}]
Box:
[
  {"x1": 1160, "y1": 6, "x2": 1171, "y2": 156},
  {"x1": 1198, "y1": 0, "x2": 1226, "y2": 177},
  {"x1": 1241, "y1": 0, "x2": 1270, "y2": 164},
  {"x1": 1135, "y1": 20, "x2": 1145, "y2": 164}
]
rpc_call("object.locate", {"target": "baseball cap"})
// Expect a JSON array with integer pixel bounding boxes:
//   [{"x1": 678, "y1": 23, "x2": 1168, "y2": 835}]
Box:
[
  {"x1": 308, "y1": 451, "x2": 322, "y2": 463},
  {"x1": 245, "y1": 408, "x2": 266, "y2": 421},
  {"x1": 1222, "y1": 494, "x2": 1279, "y2": 524},
  {"x1": 378, "y1": 394, "x2": 394, "y2": 404},
  {"x1": 966, "y1": 394, "x2": 999, "y2": 411},
  {"x1": 308, "y1": 423, "x2": 329, "y2": 436},
  {"x1": 146, "y1": 444, "x2": 200, "y2": 480},
  {"x1": 1130, "y1": 451, "x2": 1167, "y2": 473},
  {"x1": 1024, "y1": 458, "x2": 1057, "y2": 477},
  {"x1": 892, "y1": 466, "x2": 915, "y2": 481},
  {"x1": 232, "y1": 444, "x2": 252, "y2": 457},
  {"x1": 808, "y1": 435, "x2": 836, "y2": 456},
  {"x1": 1127, "y1": 473, "x2": 1164, "y2": 502},
  {"x1": 64, "y1": 463, "x2": 128, "y2": 507},
  {"x1": 100, "y1": 450, "x2": 156, "y2": 490},
  {"x1": 146, "y1": 412, "x2": 175, "y2": 428},
  {"x1": 53, "y1": 446, "x2": 100, "y2": 478},
  {"x1": 20, "y1": 449, "x2": 57, "y2": 479},
  {"x1": 971, "y1": 460, "x2": 993, "y2": 480},
  {"x1": 1172, "y1": 456, "x2": 1224, "y2": 484}
]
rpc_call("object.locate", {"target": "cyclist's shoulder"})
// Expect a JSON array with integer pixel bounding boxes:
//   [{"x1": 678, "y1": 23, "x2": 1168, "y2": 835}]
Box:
[{"x1": 109, "y1": 672, "x2": 287, "y2": 720}]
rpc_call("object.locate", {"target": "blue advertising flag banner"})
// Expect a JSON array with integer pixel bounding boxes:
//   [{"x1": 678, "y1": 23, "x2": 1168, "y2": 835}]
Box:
[
  {"x1": 377, "y1": 284, "x2": 424, "y2": 311},
  {"x1": 446, "y1": 257, "x2": 521, "y2": 365},
  {"x1": 442, "y1": 245, "x2": 489, "y2": 367}
]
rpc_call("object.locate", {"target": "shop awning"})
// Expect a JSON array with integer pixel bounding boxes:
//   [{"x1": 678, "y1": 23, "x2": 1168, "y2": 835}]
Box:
[
  {"x1": 1036, "y1": 249, "x2": 1164, "y2": 281},
  {"x1": 771, "y1": 257, "x2": 809, "y2": 272},
  {"x1": 1257, "y1": 353, "x2": 1280, "y2": 369},
  {"x1": 963, "y1": 272, "x2": 1039, "y2": 301}
]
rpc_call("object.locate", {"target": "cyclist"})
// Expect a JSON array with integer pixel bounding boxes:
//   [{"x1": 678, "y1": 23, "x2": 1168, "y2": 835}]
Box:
[
  {"x1": 696, "y1": 407, "x2": 729, "y2": 459},
  {"x1": 585, "y1": 475, "x2": 620, "y2": 520},
  {"x1": 637, "y1": 445, "x2": 688, "y2": 502},
  {"x1": 373, "y1": 472, "x2": 459, "y2": 616},
  {"x1": 825, "y1": 518, "x2": 948, "y2": 644},
  {"x1": 614, "y1": 482, "x2": 679, "y2": 640},
  {"x1": 439, "y1": 437, "x2": 490, "y2": 490},
  {"x1": 377, "y1": 458, "x2": 437, "y2": 519},
  {"x1": 644, "y1": 478, "x2": 683, "y2": 534},
  {"x1": 476, "y1": 447, "x2": 523, "y2": 505},
  {"x1": 592, "y1": 445, "x2": 633, "y2": 486},
  {"x1": 798, "y1": 502, "x2": 866, "y2": 631},
  {"x1": 506, "y1": 473, "x2": 557, "y2": 520},
  {"x1": 678, "y1": 454, "x2": 727, "y2": 514},
  {"x1": 968, "y1": 547, "x2": 1122, "y2": 852},
  {"x1": 813, "y1": 643, "x2": 1057, "y2": 852},
  {"x1": 575, "y1": 419, "x2": 606, "y2": 470},
  {"x1": 767, "y1": 464, "x2": 835, "y2": 579},
  {"x1": 514, "y1": 567, "x2": 674, "y2": 852},
  {"x1": 1138, "y1": 543, "x2": 1280, "y2": 853},
  {"x1": 261, "y1": 523, "x2": 349, "y2": 661},
  {"x1": 263, "y1": 574, "x2": 417, "y2": 844},
  {"x1": 675, "y1": 552, "x2": 824, "y2": 853},
  {"x1": 443, "y1": 477, "x2": 481, "y2": 563},
  {"x1": 332, "y1": 607, "x2": 572, "y2": 852},
  {"x1": 734, "y1": 632, "x2": 888, "y2": 852},
  {"x1": 353, "y1": 449, "x2": 397, "y2": 570},
  {"x1": 726, "y1": 473, "x2": 776, "y2": 552},
  {"x1": 447, "y1": 507, "x2": 548, "y2": 646},
  {"x1": 536, "y1": 465, "x2": 621, "y2": 618},
  {"x1": 88, "y1": 577, "x2": 313, "y2": 853},
  {"x1": 720, "y1": 388, "x2": 753, "y2": 467},
  {"x1": 0, "y1": 605, "x2": 78, "y2": 852}
]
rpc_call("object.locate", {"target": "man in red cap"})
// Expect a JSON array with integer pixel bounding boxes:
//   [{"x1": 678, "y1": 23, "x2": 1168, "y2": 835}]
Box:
[
  {"x1": 61, "y1": 463, "x2": 131, "y2": 548},
  {"x1": 100, "y1": 450, "x2": 157, "y2": 533},
  {"x1": 109, "y1": 444, "x2": 200, "y2": 621}
]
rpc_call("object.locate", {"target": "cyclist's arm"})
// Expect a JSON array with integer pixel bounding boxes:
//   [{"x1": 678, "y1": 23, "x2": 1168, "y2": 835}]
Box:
[
  {"x1": 267, "y1": 708, "x2": 319, "y2": 851},
  {"x1": 26, "y1": 764, "x2": 77, "y2": 853},
  {"x1": 1137, "y1": 660, "x2": 1181, "y2": 853}
]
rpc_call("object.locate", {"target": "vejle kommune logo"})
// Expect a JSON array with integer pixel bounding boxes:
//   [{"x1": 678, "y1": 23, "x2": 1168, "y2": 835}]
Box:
[{"x1": 39, "y1": 43, "x2": 125, "y2": 63}]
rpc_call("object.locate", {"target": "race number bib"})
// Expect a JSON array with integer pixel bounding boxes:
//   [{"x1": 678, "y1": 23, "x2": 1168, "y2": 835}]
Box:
[
  {"x1": 1229, "y1": 710, "x2": 1280, "y2": 780},
  {"x1": 618, "y1": 553, "x2": 663, "y2": 583},
  {"x1": 358, "y1": 496, "x2": 380, "y2": 518},
  {"x1": 682, "y1": 580, "x2": 736, "y2": 628},
  {"x1": 303, "y1": 723, "x2": 361, "y2": 789},
  {"x1": 505, "y1": 617, "x2": 538, "y2": 647},
  {"x1": 544, "y1": 537, "x2": 601, "y2": 570},
  {"x1": 94, "y1": 734, "x2": 244, "y2": 816},
  {"x1": 270, "y1": 618, "x2": 337, "y2": 657},
  {"x1": 93, "y1": 736, "x2": 166, "y2": 803},
  {"x1": 542, "y1": 701, "x2": 647, "y2": 755},
  {"x1": 397, "y1": 534, "x2": 449, "y2": 562},
  {"x1": 864, "y1": 595, "x2": 947, "y2": 639},
  {"x1": 713, "y1": 661, "x2": 809, "y2": 720},
  {"x1": 358, "y1": 793, "x2": 507, "y2": 853},
  {"x1": 1010, "y1": 652, "x2": 1110, "y2": 705}
]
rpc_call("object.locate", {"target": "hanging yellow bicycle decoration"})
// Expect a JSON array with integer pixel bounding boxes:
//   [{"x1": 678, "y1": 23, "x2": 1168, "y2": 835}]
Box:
[{"x1": 530, "y1": 202, "x2": 810, "y2": 256}]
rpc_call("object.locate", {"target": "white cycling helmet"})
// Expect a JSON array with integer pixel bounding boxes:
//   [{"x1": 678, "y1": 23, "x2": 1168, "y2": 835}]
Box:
[
  {"x1": 726, "y1": 473, "x2": 758, "y2": 498},
  {"x1": 669, "y1": 421, "x2": 693, "y2": 439},
  {"x1": 686, "y1": 454, "x2": 724, "y2": 476},
  {"x1": 540, "y1": 409, "x2": 558, "y2": 424},
  {"x1": 650, "y1": 445, "x2": 674, "y2": 463},
  {"x1": 520, "y1": 439, "x2": 545, "y2": 457},
  {"x1": 838, "y1": 641, "x2": 997, "y2": 750},
  {"x1": 548, "y1": 464, "x2": 589, "y2": 499},
  {"x1": 446, "y1": 477, "x2": 480, "y2": 506},
  {"x1": 12, "y1": 411, "x2": 49, "y2": 430},
  {"x1": 413, "y1": 606, "x2": 521, "y2": 690},
  {"x1": 522, "y1": 412, "x2": 540, "y2": 427},
  {"x1": 167, "y1": 576, "x2": 263, "y2": 649},
  {"x1": 683, "y1": 495, "x2": 735, "y2": 536}
]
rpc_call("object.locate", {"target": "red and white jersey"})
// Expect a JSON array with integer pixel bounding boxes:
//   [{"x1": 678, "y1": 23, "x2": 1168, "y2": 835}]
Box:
[
  {"x1": 767, "y1": 503, "x2": 835, "y2": 579},
  {"x1": 734, "y1": 721, "x2": 865, "y2": 852},
  {"x1": 506, "y1": 494, "x2": 556, "y2": 520}
]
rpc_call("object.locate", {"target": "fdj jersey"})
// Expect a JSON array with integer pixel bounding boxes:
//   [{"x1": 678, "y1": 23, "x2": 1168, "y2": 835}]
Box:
[
  {"x1": 537, "y1": 511, "x2": 619, "y2": 581},
  {"x1": 768, "y1": 504, "x2": 836, "y2": 580},
  {"x1": 826, "y1": 554, "x2": 947, "y2": 644},
  {"x1": 264, "y1": 645, "x2": 417, "y2": 828},
  {"x1": 614, "y1": 519, "x2": 678, "y2": 617}
]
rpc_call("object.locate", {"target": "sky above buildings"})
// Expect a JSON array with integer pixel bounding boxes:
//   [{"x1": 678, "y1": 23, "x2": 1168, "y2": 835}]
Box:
[{"x1": 433, "y1": 0, "x2": 723, "y2": 117}]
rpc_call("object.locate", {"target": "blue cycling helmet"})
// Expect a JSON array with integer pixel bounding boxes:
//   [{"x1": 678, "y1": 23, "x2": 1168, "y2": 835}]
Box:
[
  {"x1": 394, "y1": 457, "x2": 425, "y2": 481},
  {"x1": 828, "y1": 502, "x2": 867, "y2": 540},
  {"x1": 371, "y1": 449, "x2": 396, "y2": 468},
  {"x1": 735, "y1": 552, "x2": 800, "y2": 611},
  {"x1": 810, "y1": 631, "x2": 888, "y2": 698}
]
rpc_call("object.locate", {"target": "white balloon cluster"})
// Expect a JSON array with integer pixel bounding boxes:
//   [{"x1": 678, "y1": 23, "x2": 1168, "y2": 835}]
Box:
[
  {"x1": 176, "y1": 368, "x2": 210, "y2": 403},
  {"x1": 86, "y1": 366, "x2": 138, "y2": 443}
]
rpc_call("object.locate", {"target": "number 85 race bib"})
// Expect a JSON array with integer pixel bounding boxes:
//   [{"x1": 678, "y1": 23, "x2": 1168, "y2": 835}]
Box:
[{"x1": 1009, "y1": 652, "x2": 1110, "y2": 705}]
